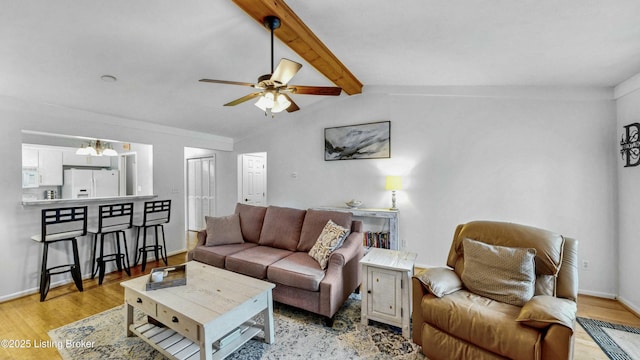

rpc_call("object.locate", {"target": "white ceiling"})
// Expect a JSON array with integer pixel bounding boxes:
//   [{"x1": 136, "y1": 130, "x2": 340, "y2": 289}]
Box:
[{"x1": 2, "y1": 0, "x2": 639, "y2": 139}]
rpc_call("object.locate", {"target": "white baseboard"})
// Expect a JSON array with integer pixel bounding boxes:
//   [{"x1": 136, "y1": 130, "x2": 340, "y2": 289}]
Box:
[
  {"x1": 0, "y1": 249, "x2": 188, "y2": 303},
  {"x1": 578, "y1": 289, "x2": 617, "y2": 299},
  {"x1": 617, "y1": 296, "x2": 640, "y2": 318}
]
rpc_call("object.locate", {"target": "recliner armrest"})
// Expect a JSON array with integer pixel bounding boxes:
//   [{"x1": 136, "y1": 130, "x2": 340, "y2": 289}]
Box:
[
  {"x1": 413, "y1": 267, "x2": 463, "y2": 297},
  {"x1": 516, "y1": 295, "x2": 577, "y2": 331}
]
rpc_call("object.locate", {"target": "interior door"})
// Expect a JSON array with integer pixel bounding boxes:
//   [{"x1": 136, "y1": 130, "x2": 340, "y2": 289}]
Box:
[
  {"x1": 241, "y1": 153, "x2": 266, "y2": 205},
  {"x1": 187, "y1": 156, "x2": 216, "y2": 231}
]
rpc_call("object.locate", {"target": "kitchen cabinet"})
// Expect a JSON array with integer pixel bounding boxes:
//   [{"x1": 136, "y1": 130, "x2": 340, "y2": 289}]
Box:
[
  {"x1": 22, "y1": 146, "x2": 39, "y2": 167},
  {"x1": 38, "y1": 150, "x2": 63, "y2": 186}
]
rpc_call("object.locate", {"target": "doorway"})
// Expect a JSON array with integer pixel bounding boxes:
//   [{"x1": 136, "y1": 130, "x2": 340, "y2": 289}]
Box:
[
  {"x1": 187, "y1": 156, "x2": 216, "y2": 231},
  {"x1": 118, "y1": 153, "x2": 137, "y2": 196},
  {"x1": 238, "y1": 152, "x2": 267, "y2": 206}
]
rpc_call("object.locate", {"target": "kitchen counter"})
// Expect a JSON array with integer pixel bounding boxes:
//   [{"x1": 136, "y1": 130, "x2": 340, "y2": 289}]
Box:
[{"x1": 22, "y1": 194, "x2": 158, "y2": 206}]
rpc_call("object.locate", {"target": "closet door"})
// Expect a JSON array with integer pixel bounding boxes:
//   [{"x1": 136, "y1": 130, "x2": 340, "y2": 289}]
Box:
[{"x1": 187, "y1": 156, "x2": 216, "y2": 231}]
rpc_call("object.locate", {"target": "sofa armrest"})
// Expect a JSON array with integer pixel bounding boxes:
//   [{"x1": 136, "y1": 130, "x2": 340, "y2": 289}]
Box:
[
  {"x1": 195, "y1": 230, "x2": 207, "y2": 247},
  {"x1": 516, "y1": 295, "x2": 577, "y2": 331},
  {"x1": 319, "y1": 231, "x2": 364, "y2": 318},
  {"x1": 186, "y1": 230, "x2": 207, "y2": 261},
  {"x1": 328, "y1": 231, "x2": 362, "y2": 268}
]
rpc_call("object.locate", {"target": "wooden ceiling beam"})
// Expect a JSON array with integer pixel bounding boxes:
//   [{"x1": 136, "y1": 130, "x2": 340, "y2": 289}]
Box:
[{"x1": 232, "y1": 0, "x2": 363, "y2": 95}]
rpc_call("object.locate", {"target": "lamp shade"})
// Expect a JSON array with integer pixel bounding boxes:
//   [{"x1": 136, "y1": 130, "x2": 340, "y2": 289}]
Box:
[{"x1": 385, "y1": 176, "x2": 403, "y2": 191}]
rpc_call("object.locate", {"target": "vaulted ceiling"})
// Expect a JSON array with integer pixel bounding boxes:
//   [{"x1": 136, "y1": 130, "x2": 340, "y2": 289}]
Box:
[{"x1": 2, "y1": 1, "x2": 639, "y2": 139}]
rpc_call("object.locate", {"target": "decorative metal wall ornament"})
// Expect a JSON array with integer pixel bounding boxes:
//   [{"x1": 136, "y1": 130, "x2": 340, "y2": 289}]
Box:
[{"x1": 620, "y1": 123, "x2": 640, "y2": 167}]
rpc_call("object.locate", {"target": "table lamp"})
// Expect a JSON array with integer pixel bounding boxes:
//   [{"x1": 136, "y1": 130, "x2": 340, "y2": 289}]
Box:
[{"x1": 385, "y1": 176, "x2": 402, "y2": 210}]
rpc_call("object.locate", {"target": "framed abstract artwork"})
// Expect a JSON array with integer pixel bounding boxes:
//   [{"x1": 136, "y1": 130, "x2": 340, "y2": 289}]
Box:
[{"x1": 324, "y1": 121, "x2": 391, "y2": 161}]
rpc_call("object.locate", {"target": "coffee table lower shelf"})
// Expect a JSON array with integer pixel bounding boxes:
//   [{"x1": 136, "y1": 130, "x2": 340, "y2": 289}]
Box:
[{"x1": 129, "y1": 319, "x2": 263, "y2": 360}]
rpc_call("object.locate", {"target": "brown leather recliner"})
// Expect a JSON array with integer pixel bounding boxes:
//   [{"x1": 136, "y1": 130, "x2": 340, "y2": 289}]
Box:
[{"x1": 412, "y1": 221, "x2": 578, "y2": 360}]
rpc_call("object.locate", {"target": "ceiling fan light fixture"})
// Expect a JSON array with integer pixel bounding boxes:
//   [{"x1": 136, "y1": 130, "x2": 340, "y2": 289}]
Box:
[
  {"x1": 255, "y1": 92, "x2": 275, "y2": 112},
  {"x1": 199, "y1": 15, "x2": 342, "y2": 114},
  {"x1": 271, "y1": 94, "x2": 291, "y2": 113}
]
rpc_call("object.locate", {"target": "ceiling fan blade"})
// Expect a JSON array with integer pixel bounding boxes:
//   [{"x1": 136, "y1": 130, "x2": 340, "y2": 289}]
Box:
[
  {"x1": 270, "y1": 58, "x2": 302, "y2": 86},
  {"x1": 282, "y1": 94, "x2": 300, "y2": 112},
  {"x1": 224, "y1": 92, "x2": 262, "y2": 106},
  {"x1": 199, "y1": 79, "x2": 256, "y2": 87},
  {"x1": 286, "y1": 85, "x2": 342, "y2": 96}
]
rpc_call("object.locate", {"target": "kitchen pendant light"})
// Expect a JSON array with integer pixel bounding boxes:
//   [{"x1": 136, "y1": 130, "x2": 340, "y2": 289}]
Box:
[{"x1": 76, "y1": 140, "x2": 117, "y2": 156}]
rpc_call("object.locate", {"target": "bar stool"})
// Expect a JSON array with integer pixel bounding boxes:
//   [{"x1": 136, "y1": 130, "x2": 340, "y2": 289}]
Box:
[
  {"x1": 31, "y1": 206, "x2": 87, "y2": 302},
  {"x1": 88, "y1": 203, "x2": 134, "y2": 285},
  {"x1": 133, "y1": 200, "x2": 171, "y2": 271}
]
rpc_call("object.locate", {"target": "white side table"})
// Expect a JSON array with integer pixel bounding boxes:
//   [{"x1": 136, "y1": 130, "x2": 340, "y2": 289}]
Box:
[{"x1": 360, "y1": 248, "x2": 417, "y2": 338}]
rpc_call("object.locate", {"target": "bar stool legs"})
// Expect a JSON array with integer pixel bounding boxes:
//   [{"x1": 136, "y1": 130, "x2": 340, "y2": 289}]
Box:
[
  {"x1": 39, "y1": 242, "x2": 50, "y2": 302},
  {"x1": 134, "y1": 224, "x2": 168, "y2": 272},
  {"x1": 91, "y1": 231, "x2": 131, "y2": 285},
  {"x1": 34, "y1": 206, "x2": 88, "y2": 301},
  {"x1": 39, "y1": 238, "x2": 84, "y2": 302}
]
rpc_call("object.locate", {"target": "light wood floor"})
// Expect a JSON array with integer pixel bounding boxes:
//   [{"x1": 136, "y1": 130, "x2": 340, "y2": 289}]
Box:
[{"x1": 1, "y1": 233, "x2": 638, "y2": 359}]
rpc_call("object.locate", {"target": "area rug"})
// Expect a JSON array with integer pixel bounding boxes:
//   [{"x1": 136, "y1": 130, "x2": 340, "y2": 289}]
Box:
[
  {"x1": 577, "y1": 317, "x2": 640, "y2": 360},
  {"x1": 49, "y1": 294, "x2": 425, "y2": 359}
]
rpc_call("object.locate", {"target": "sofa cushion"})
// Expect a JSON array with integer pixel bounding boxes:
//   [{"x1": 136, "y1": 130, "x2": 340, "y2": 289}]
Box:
[
  {"x1": 234, "y1": 203, "x2": 268, "y2": 244},
  {"x1": 308, "y1": 220, "x2": 350, "y2": 270},
  {"x1": 461, "y1": 238, "x2": 537, "y2": 306},
  {"x1": 421, "y1": 290, "x2": 541, "y2": 360},
  {"x1": 225, "y1": 245, "x2": 293, "y2": 279},
  {"x1": 298, "y1": 209, "x2": 353, "y2": 252},
  {"x1": 258, "y1": 206, "x2": 307, "y2": 251},
  {"x1": 204, "y1": 214, "x2": 244, "y2": 246},
  {"x1": 191, "y1": 242, "x2": 257, "y2": 268},
  {"x1": 268, "y1": 252, "x2": 326, "y2": 292}
]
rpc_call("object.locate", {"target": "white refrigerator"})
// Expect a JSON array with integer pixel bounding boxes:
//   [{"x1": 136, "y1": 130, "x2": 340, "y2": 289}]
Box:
[{"x1": 62, "y1": 169, "x2": 119, "y2": 198}]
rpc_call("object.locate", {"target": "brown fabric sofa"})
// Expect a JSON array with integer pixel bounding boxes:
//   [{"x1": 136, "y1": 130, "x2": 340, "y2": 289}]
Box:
[
  {"x1": 412, "y1": 221, "x2": 578, "y2": 360},
  {"x1": 187, "y1": 203, "x2": 364, "y2": 324}
]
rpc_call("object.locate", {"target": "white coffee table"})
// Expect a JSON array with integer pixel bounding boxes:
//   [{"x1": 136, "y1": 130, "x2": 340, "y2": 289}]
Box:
[{"x1": 121, "y1": 261, "x2": 275, "y2": 360}]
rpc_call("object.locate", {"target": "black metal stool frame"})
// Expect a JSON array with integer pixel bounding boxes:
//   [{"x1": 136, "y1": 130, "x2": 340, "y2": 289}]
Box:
[
  {"x1": 90, "y1": 203, "x2": 134, "y2": 285},
  {"x1": 37, "y1": 206, "x2": 87, "y2": 302},
  {"x1": 133, "y1": 200, "x2": 171, "y2": 271}
]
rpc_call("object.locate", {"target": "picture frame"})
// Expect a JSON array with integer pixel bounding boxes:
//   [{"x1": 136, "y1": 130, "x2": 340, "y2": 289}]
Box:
[{"x1": 324, "y1": 121, "x2": 390, "y2": 161}]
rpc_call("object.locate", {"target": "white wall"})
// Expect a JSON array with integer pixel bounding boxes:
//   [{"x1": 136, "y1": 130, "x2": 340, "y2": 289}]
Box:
[
  {"x1": 615, "y1": 74, "x2": 640, "y2": 314},
  {"x1": 0, "y1": 95, "x2": 233, "y2": 301},
  {"x1": 230, "y1": 87, "x2": 618, "y2": 297},
  {"x1": 0, "y1": 84, "x2": 624, "y2": 303}
]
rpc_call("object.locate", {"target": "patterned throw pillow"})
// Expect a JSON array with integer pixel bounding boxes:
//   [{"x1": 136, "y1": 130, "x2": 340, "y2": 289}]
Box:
[
  {"x1": 308, "y1": 220, "x2": 350, "y2": 270},
  {"x1": 461, "y1": 238, "x2": 537, "y2": 306}
]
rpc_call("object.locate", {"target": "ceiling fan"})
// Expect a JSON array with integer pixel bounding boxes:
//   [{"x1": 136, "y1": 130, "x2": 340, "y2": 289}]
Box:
[{"x1": 199, "y1": 16, "x2": 342, "y2": 116}]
